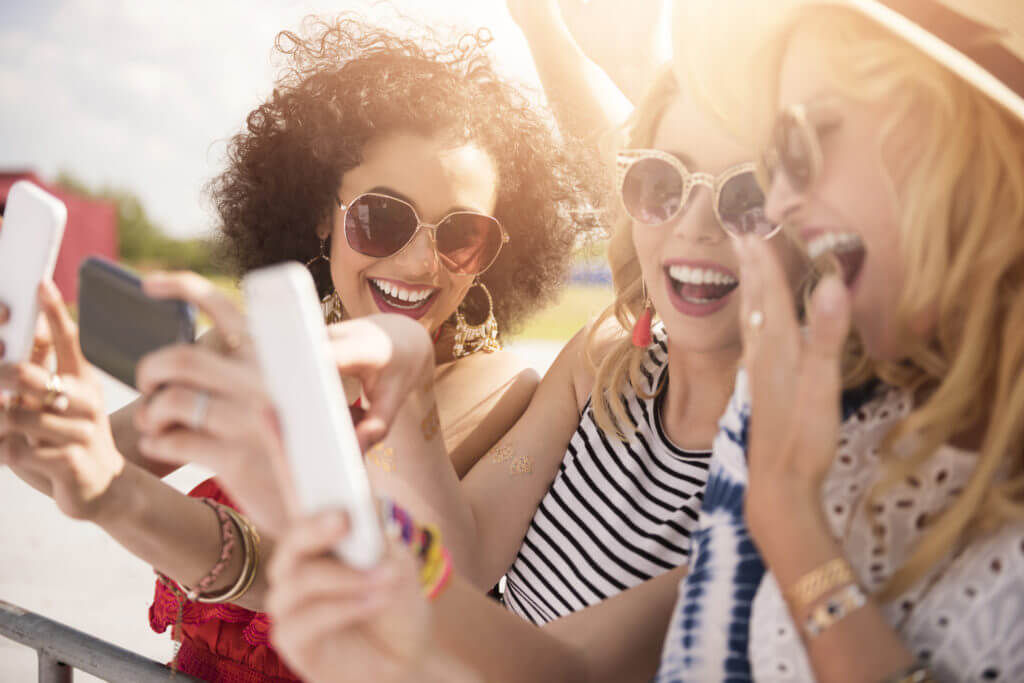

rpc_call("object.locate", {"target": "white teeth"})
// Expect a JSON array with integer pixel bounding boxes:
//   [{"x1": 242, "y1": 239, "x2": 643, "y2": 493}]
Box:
[
  {"x1": 667, "y1": 265, "x2": 737, "y2": 287},
  {"x1": 807, "y1": 232, "x2": 863, "y2": 261},
  {"x1": 370, "y1": 279, "x2": 434, "y2": 306}
]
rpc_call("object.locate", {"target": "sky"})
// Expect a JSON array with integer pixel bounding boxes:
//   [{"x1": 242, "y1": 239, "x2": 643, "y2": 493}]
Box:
[{"x1": 0, "y1": 0, "x2": 560, "y2": 238}]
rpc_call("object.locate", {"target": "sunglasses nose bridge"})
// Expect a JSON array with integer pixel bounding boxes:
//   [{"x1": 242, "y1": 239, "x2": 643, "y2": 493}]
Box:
[{"x1": 672, "y1": 174, "x2": 727, "y2": 242}]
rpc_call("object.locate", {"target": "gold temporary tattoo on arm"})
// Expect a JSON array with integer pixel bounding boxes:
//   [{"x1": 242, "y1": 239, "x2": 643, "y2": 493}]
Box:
[
  {"x1": 367, "y1": 444, "x2": 396, "y2": 473},
  {"x1": 421, "y1": 403, "x2": 440, "y2": 441},
  {"x1": 489, "y1": 443, "x2": 514, "y2": 465},
  {"x1": 509, "y1": 454, "x2": 533, "y2": 476},
  {"x1": 487, "y1": 443, "x2": 532, "y2": 475}
]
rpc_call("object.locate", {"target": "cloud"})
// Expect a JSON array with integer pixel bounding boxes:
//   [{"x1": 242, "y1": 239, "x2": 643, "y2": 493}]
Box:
[{"x1": 0, "y1": 0, "x2": 543, "y2": 239}]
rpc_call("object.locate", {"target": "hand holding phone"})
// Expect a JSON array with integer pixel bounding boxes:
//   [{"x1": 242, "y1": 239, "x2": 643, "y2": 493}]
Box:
[
  {"x1": 77, "y1": 257, "x2": 196, "y2": 388},
  {"x1": 243, "y1": 262, "x2": 384, "y2": 569},
  {"x1": 0, "y1": 181, "x2": 67, "y2": 363}
]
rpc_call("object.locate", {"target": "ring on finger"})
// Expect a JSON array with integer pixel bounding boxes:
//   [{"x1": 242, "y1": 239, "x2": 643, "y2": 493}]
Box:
[
  {"x1": 748, "y1": 309, "x2": 766, "y2": 331},
  {"x1": 190, "y1": 390, "x2": 211, "y2": 431},
  {"x1": 43, "y1": 374, "x2": 70, "y2": 413}
]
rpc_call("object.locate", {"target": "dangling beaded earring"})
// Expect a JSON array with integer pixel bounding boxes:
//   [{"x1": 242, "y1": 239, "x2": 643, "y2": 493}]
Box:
[
  {"x1": 306, "y1": 236, "x2": 345, "y2": 325},
  {"x1": 452, "y1": 279, "x2": 501, "y2": 359},
  {"x1": 632, "y1": 281, "x2": 653, "y2": 348}
]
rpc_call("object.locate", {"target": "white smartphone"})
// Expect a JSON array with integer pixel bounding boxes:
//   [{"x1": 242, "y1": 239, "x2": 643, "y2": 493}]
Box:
[
  {"x1": 0, "y1": 181, "x2": 67, "y2": 362},
  {"x1": 243, "y1": 262, "x2": 384, "y2": 569}
]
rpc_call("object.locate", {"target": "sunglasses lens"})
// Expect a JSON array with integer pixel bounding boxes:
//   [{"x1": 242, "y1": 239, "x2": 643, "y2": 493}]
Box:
[
  {"x1": 777, "y1": 114, "x2": 813, "y2": 191},
  {"x1": 621, "y1": 157, "x2": 684, "y2": 225},
  {"x1": 718, "y1": 172, "x2": 775, "y2": 237},
  {"x1": 344, "y1": 194, "x2": 419, "y2": 258},
  {"x1": 436, "y1": 214, "x2": 504, "y2": 275}
]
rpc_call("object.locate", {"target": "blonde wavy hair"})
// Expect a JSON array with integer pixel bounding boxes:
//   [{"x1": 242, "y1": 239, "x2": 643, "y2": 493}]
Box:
[
  {"x1": 771, "y1": 7, "x2": 1024, "y2": 599},
  {"x1": 584, "y1": 65, "x2": 679, "y2": 439}
]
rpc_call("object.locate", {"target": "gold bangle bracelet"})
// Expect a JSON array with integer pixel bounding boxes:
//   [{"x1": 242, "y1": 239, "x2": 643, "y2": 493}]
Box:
[
  {"x1": 787, "y1": 557, "x2": 855, "y2": 613},
  {"x1": 196, "y1": 507, "x2": 260, "y2": 604},
  {"x1": 803, "y1": 583, "x2": 867, "y2": 638}
]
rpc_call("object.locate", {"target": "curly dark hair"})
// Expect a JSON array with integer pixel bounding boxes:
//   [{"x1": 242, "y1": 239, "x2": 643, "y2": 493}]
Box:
[{"x1": 209, "y1": 15, "x2": 605, "y2": 335}]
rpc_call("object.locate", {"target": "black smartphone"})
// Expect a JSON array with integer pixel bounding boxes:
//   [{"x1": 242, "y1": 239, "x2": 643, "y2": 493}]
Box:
[{"x1": 78, "y1": 257, "x2": 196, "y2": 388}]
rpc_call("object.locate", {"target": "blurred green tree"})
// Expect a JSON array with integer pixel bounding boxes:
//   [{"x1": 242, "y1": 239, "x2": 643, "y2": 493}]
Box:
[{"x1": 55, "y1": 172, "x2": 225, "y2": 276}]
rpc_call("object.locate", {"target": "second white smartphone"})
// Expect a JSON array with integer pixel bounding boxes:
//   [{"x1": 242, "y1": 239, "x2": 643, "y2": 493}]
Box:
[
  {"x1": 243, "y1": 262, "x2": 384, "y2": 569},
  {"x1": 0, "y1": 181, "x2": 67, "y2": 362}
]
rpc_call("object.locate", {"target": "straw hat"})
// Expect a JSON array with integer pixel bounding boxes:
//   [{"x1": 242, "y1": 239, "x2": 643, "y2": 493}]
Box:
[{"x1": 817, "y1": 0, "x2": 1024, "y2": 123}]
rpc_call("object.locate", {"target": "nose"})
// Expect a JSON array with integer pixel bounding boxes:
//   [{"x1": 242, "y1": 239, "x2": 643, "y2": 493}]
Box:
[
  {"x1": 393, "y1": 223, "x2": 440, "y2": 275},
  {"x1": 763, "y1": 170, "x2": 802, "y2": 227},
  {"x1": 671, "y1": 183, "x2": 726, "y2": 244}
]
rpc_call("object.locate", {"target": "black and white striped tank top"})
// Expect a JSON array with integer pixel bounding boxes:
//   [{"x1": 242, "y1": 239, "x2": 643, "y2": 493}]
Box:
[{"x1": 503, "y1": 325, "x2": 711, "y2": 625}]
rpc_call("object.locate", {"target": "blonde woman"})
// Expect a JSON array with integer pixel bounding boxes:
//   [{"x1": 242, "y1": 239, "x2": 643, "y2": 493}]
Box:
[
  {"x1": 245, "y1": 61, "x2": 806, "y2": 681},
  {"x1": 657, "y1": 1, "x2": 1024, "y2": 681}
]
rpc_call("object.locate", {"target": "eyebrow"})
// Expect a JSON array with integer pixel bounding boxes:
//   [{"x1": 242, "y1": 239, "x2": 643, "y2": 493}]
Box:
[{"x1": 366, "y1": 186, "x2": 479, "y2": 216}]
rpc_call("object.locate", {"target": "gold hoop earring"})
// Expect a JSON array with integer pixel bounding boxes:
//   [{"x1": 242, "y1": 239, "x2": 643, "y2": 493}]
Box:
[
  {"x1": 320, "y1": 291, "x2": 345, "y2": 325},
  {"x1": 452, "y1": 280, "x2": 500, "y2": 359},
  {"x1": 306, "y1": 237, "x2": 343, "y2": 324}
]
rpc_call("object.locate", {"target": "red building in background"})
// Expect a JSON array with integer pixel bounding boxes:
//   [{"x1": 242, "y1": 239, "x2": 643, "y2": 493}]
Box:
[{"x1": 0, "y1": 170, "x2": 118, "y2": 303}]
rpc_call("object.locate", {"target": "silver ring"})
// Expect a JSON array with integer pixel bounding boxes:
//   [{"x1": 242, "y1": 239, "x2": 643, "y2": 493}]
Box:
[
  {"x1": 748, "y1": 310, "x2": 766, "y2": 331},
  {"x1": 190, "y1": 390, "x2": 211, "y2": 431},
  {"x1": 43, "y1": 375, "x2": 70, "y2": 413}
]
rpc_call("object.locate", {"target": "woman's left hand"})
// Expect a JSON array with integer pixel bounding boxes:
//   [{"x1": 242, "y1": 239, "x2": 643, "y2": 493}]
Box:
[
  {"x1": 132, "y1": 271, "x2": 297, "y2": 535},
  {"x1": 0, "y1": 281, "x2": 125, "y2": 521},
  {"x1": 735, "y1": 236, "x2": 852, "y2": 553}
]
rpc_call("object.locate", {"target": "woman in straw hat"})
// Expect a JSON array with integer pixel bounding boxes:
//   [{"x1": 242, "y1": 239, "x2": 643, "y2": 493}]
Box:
[{"x1": 657, "y1": 1, "x2": 1024, "y2": 681}]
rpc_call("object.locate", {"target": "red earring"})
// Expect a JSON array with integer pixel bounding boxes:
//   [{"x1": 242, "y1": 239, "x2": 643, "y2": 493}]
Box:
[{"x1": 631, "y1": 283, "x2": 653, "y2": 348}]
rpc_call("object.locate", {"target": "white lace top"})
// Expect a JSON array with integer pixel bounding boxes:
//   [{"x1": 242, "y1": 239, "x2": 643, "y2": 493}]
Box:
[{"x1": 750, "y1": 386, "x2": 1024, "y2": 682}]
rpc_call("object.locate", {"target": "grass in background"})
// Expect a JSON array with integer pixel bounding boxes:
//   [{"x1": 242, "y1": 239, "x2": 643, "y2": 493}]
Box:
[{"x1": 511, "y1": 284, "x2": 613, "y2": 342}]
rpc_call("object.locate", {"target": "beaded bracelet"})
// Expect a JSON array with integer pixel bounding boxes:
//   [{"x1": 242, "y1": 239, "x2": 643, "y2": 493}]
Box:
[
  {"x1": 803, "y1": 583, "x2": 868, "y2": 638},
  {"x1": 380, "y1": 499, "x2": 454, "y2": 601},
  {"x1": 182, "y1": 498, "x2": 237, "y2": 600},
  {"x1": 196, "y1": 506, "x2": 260, "y2": 604}
]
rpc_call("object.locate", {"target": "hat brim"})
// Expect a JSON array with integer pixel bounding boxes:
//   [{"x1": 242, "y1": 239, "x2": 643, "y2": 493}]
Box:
[{"x1": 815, "y1": 0, "x2": 1024, "y2": 124}]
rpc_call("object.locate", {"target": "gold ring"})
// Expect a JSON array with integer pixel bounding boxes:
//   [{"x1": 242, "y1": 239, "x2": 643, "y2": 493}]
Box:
[
  {"x1": 748, "y1": 310, "x2": 766, "y2": 331},
  {"x1": 43, "y1": 375, "x2": 70, "y2": 413}
]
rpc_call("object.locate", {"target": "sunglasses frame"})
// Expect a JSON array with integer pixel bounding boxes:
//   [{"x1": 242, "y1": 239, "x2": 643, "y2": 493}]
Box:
[
  {"x1": 615, "y1": 149, "x2": 780, "y2": 239},
  {"x1": 760, "y1": 102, "x2": 843, "y2": 194},
  {"x1": 336, "y1": 192, "x2": 509, "y2": 276}
]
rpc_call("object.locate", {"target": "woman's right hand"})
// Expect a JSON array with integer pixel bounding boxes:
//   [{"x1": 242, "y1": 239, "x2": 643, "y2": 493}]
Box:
[
  {"x1": 326, "y1": 313, "x2": 435, "y2": 449},
  {"x1": 267, "y1": 512, "x2": 432, "y2": 683}
]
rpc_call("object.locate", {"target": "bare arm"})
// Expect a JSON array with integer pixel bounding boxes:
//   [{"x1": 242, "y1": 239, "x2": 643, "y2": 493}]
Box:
[{"x1": 509, "y1": 0, "x2": 633, "y2": 144}]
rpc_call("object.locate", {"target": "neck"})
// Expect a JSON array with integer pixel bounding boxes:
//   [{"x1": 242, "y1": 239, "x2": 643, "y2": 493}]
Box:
[{"x1": 659, "y1": 340, "x2": 741, "y2": 451}]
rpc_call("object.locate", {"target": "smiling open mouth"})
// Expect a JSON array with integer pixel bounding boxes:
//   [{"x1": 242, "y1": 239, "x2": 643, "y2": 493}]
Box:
[
  {"x1": 806, "y1": 232, "x2": 866, "y2": 287},
  {"x1": 368, "y1": 278, "x2": 438, "y2": 311},
  {"x1": 665, "y1": 264, "x2": 739, "y2": 304}
]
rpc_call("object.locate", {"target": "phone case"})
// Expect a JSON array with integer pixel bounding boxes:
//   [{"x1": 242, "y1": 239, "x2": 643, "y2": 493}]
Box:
[
  {"x1": 0, "y1": 181, "x2": 67, "y2": 362},
  {"x1": 243, "y1": 262, "x2": 384, "y2": 569},
  {"x1": 77, "y1": 257, "x2": 196, "y2": 387}
]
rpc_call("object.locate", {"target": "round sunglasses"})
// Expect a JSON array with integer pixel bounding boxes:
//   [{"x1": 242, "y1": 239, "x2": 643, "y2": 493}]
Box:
[
  {"x1": 759, "y1": 102, "x2": 842, "y2": 193},
  {"x1": 336, "y1": 192, "x2": 509, "y2": 276},
  {"x1": 616, "y1": 149, "x2": 779, "y2": 239}
]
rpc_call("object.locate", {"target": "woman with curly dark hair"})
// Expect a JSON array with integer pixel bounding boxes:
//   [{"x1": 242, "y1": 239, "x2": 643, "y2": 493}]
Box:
[{"x1": 0, "y1": 15, "x2": 599, "y2": 683}]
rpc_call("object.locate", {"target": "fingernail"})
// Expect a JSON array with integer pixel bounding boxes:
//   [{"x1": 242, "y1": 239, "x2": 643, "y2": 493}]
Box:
[{"x1": 817, "y1": 276, "x2": 847, "y2": 315}]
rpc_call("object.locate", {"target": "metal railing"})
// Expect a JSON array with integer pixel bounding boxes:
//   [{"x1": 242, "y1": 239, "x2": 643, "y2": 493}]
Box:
[{"x1": 0, "y1": 599, "x2": 202, "y2": 682}]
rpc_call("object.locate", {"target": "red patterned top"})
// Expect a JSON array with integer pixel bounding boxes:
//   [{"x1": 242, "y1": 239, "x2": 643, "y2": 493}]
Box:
[{"x1": 149, "y1": 478, "x2": 301, "y2": 683}]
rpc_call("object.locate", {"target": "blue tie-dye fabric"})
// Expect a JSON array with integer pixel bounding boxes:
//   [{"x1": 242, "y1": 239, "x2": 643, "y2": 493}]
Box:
[{"x1": 655, "y1": 372, "x2": 880, "y2": 682}]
